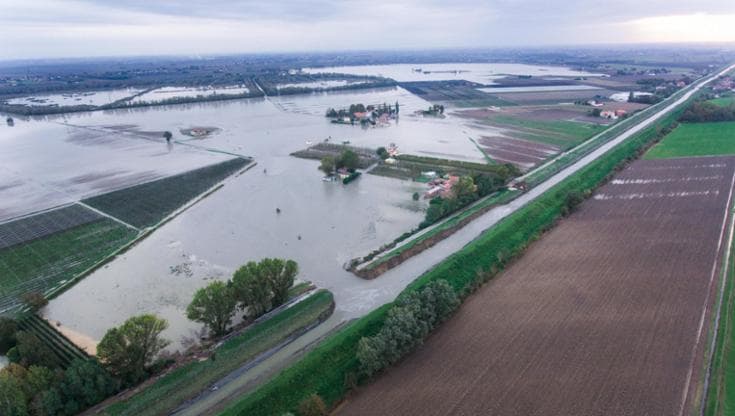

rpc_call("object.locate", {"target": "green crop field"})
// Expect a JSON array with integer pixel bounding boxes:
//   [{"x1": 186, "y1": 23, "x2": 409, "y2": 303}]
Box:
[
  {"x1": 489, "y1": 115, "x2": 604, "y2": 148},
  {"x1": 645, "y1": 121, "x2": 735, "y2": 159},
  {"x1": 709, "y1": 96, "x2": 735, "y2": 108},
  {"x1": 0, "y1": 215, "x2": 137, "y2": 312},
  {"x1": 104, "y1": 289, "x2": 334, "y2": 416},
  {"x1": 83, "y1": 157, "x2": 249, "y2": 229}
]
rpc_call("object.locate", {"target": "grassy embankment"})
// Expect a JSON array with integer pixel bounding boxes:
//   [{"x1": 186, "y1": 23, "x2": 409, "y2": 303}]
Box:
[
  {"x1": 104, "y1": 289, "x2": 334, "y2": 416},
  {"x1": 362, "y1": 189, "x2": 518, "y2": 271},
  {"x1": 645, "y1": 121, "x2": 735, "y2": 159},
  {"x1": 0, "y1": 217, "x2": 137, "y2": 313},
  {"x1": 83, "y1": 157, "x2": 249, "y2": 229},
  {"x1": 219, "y1": 89, "x2": 686, "y2": 416},
  {"x1": 704, "y1": 200, "x2": 735, "y2": 416}
]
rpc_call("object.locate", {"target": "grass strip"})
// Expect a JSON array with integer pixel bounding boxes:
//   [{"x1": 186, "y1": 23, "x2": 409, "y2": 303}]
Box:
[
  {"x1": 105, "y1": 290, "x2": 334, "y2": 416},
  {"x1": 705, "y1": 206, "x2": 735, "y2": 416}
]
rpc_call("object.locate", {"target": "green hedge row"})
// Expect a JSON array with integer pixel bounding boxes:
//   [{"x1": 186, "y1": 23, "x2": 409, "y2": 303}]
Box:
[{"x1": 221, "y1": 107, "x2": 683, "y2": 416}]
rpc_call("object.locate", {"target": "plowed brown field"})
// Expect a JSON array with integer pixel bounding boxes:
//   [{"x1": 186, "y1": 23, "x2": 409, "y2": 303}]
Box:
[{"x1": 337, "y1": 156, "x2": 735, "y2": 416}]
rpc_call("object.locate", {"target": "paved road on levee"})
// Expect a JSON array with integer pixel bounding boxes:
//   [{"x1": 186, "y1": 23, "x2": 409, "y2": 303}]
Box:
[{"x1": 174, "y1": 63, "x2": 735, "y2": 416}]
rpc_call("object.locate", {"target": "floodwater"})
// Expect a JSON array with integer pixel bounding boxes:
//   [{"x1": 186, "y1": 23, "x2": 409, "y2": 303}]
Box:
[
  {"x1": 478, "y1": 85, "x2": 602, "y2": 93},
  {"x1": 5, "y1": 88, "x2": 142, "y2": 107},
  {"x1": 0, "y1": 119, "x2": 233, "y2": 222},
  {"x1": 0, "y1": 355, "x2": 7, "y2": 370},
  {"x1": 303, "y1": 63, "x2": 603, "y2": 84},
  {"x1": 0, "y1": 65, "x2": 572, "y2": 350},
  {"x1": 276, "y1": 80, "x2": 365, "y2": 90},
  {"x1": 610, "y1": 91, "x2": 653, "y2": 102}
]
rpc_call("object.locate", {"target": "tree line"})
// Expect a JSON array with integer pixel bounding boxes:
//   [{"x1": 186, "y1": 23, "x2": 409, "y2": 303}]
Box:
[
  {"x1": 421, "y1": 172, "x2": 507, "y2": 228},
  {"x1": 679, "y1": 100, "x2": 735, "y2": 123},
  {"x1": 0, "y1": 257, "x2": 300, "y2": 415}
]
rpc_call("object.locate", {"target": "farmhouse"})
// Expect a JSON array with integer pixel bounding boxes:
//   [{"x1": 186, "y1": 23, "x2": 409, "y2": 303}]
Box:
[{"x1": 600, "y1": 110, "x2": 618, "y2": 120}]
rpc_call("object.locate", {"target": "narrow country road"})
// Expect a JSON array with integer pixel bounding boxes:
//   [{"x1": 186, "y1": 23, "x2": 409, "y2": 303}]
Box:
[{"x1": 173, "y1": 62, "x2": 735, "y2": 415}]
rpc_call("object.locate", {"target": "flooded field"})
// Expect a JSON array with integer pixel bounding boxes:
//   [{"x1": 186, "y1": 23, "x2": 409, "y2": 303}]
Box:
[
  {"x1": 276, "y1": 80, "x2": 365, "y2": 90},
  {"x1": 5, "y1": 88, "x2": 142, "y2": 107},
  {"x1": 0, "y1": 64, "x2": 608, "y2": 351},
  {"x1": 478, "y1": 85, "x2": 602, "y2": 93},
  {"x1": 304, "y1": 63, "x2": 603, "y2": 84},
  {"x1": 21, "y1": 86, "x2": 489, "y2": 350},
  {"x1": 0, "y1": 120, "x2": 231, "y2": 221}
]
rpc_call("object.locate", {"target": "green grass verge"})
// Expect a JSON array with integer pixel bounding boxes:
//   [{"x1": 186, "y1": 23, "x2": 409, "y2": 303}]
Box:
[
  {"x1": 219, "y1": 81, "x2": 679, "y2": 416},
  {"x1": 645, "y1": 121, "x2": 735, "y2": 159},
  {"x1": 83, "y1": 158, "x2": 249, "y2": 229},
  {"x1": 0, "y1": 218, "x2": 137, "y2": 312},
  {"x1": 705, "y1": 224, "x2": 735, "y2": 416},
  {"x1": 104, "y1": 289, "x2": 334, "y2": 416}
]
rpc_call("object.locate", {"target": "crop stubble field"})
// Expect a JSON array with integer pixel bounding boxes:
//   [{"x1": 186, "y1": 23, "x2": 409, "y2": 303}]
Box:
[{"x1": 338, "y1": 156, "x2": 735, "y2": 416}]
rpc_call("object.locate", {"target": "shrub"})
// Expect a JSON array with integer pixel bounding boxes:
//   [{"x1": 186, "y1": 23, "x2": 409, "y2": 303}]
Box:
[
  {"x1": 22, "y1": 292, "x2": 48, "y2": 312},
  {"x1": 0, "y1": 317, "x2": 18, "y2": 354},
  {"x1": 298, "y1": 393, "x2": 327, "y2": 416}
]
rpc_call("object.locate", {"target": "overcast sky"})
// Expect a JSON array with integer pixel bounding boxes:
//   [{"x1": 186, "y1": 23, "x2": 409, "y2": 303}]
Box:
[{"x1": 0, "y1": 0, "x2": 734, "y2": 60}]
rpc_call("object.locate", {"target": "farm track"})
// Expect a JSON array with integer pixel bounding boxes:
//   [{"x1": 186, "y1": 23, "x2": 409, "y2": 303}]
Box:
[{"x1": 338, "y1": 156, "x2": 735, "y2": 416}]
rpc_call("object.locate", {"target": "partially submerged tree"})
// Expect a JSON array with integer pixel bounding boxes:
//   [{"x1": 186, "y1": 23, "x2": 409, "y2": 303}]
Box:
[
  {"x1": 338, "y1": 149, "x2": 359, "y2": 171},
  {"x1": 260, "y1": 258, "x2": 298, "y2": 307},
  {"x1": 231, "y1": 258, "x2": 300, "y2": 318},
  {"x1": 319, "y1": 156, "x2": 336, "y2": 175},
  {"x1": 376, "y1": 147, "x2": 389, "y2": 160},
  {"x1": 187, "y1": 280, "x2": 237, "y2": 337},
  {"x1": 163, "y1": 131, "x2": 173, "y2": 141},
  {"x1": 97, "y1": 314, "x2": 169, "y2": 385},
  {"x1": 231, "y1": 262, "x2": 273, "y2": 318}
]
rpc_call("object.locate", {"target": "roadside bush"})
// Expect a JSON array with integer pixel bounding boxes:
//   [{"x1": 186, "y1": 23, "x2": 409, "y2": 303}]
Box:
[
  {"x1": 357, "y1": 280, "x2": 458, "y2": 377},
  {"x1": 562, "y1": 190, "x2": 586, "y2": 216},
  {"x1": 298, "y1": 393, "x2": 327, "y2": 416}
]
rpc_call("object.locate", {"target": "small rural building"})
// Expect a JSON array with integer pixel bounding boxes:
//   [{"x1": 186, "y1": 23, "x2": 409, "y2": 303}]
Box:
[{"x1": 600, "y1": 110, "x2": 618, "y2": 120}]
